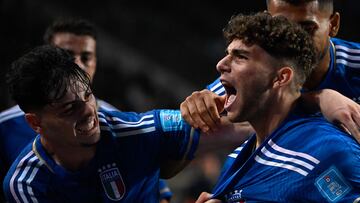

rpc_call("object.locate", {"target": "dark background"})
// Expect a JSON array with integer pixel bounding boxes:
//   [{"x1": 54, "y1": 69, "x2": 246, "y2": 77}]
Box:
[
  {"x1": 0, "y1": 0, "x2": 359, "y2": 112},
  {"x1": 1, "y1": 1, "x2": 360, "y2": 202}
]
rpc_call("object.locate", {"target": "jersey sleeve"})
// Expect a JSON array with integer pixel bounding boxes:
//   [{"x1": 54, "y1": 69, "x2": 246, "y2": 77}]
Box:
[
  {"x1": 155, "y1": 109, "x2": 200, "y2": 161},
  {"x1": 206, "y1": 77, "x2": 225, "y2": 96},
  {"x1": 98, "y1": 109, "x2": 200, "y2": 162}
]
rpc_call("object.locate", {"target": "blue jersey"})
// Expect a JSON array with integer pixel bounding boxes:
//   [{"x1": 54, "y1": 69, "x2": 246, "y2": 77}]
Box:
[
  {"x1": 207, "y1": 38, "x2": 360, "y2": 102},
  {"x1": 211, "y1": 107, "x2": 360, "y2": 202},
  {"x1": 0, "y1": 99, "x2": 118, "y2": 169},
  {"x1": 159, "y1": 179, "x2": 173, "y2": 201},
  {"x1": 0, "y1": 99, "x2": 160, "y2": 201},
  {"x1": 313, "y1": 38, "x2": 360, "y2": 102},
  {"x1": 3, "y1": 109, "x2": 199, "y2": 203}
]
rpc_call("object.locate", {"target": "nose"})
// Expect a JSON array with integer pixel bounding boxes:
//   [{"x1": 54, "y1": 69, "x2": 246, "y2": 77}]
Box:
[
  {"x1": 74, "y1": 55, "x2": 86, "y2": 70},
  {"x1": 216, "y1": 55, "x2": 231, "y2": 74},
  {"x1": 76, "y1": 96, "x2": 95, "y2": 118}
]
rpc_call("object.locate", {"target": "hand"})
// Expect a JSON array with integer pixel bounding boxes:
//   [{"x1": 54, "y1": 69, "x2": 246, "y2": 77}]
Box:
[
  {"x1": 180, "y1": 89, "x2": 225, "y2": 133},
  {"x1": 195, "y1": 192, "x2": 221, "y2": 203},
  {"x1": 303, "y1": 89, "x2": 360, "y2": 143}
]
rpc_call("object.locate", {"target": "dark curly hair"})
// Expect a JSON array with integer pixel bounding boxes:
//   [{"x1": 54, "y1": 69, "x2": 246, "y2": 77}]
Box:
[
  {"x1": 6, "y1": 45, "x2": 92, "y2": 112},
  {"x1": 223, "y1": 12, "x2": 317, "y2": 86},
  {"x1": 43, "y1": 18, "x2": 97, "y2": 44}
]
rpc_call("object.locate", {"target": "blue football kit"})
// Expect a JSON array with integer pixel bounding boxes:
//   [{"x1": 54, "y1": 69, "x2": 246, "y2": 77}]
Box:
[
  {"x1": 206, "y1": 38, "x2": 360, "y2": 202},
  {"x1": 3, "y1": 109, "x2": 199, "y2": 202},
  {"x1": 211, "y1": 106, "x2": 360, "y2": 202}
]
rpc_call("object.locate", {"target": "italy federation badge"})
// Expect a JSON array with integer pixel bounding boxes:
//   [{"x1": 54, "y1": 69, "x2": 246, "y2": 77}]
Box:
[{"x1": 99, "y1": 163, "x2": 126, "y2": 201}]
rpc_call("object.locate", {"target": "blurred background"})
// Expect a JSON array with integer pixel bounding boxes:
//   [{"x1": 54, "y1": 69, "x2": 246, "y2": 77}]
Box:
[{"x1": 1, "y1": 0, "x2": 359, "y2": 202}]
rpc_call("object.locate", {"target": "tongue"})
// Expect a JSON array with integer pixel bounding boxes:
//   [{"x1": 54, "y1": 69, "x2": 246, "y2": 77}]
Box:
[{"x1": 224, "y1": 94, "x2": 236, "y2": 110}]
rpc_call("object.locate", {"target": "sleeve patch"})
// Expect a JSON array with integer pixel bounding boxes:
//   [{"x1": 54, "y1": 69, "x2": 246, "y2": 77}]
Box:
[
  {"x1": 315, "y1": 166, "x2": 352, "y2": 202},
  {"x1": 159, "y1": 110, "x2": 183, "y2": 132}
]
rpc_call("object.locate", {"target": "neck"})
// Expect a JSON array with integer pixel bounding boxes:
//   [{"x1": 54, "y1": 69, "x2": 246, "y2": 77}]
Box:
[
  {"x1": 40, "y1": 137, "x2": 97, "y2": 171},
  {"x1": 303, "y1": 42, "x2": 332, "y2": 90},
  {"x1": 250, "y1": 91, "x2": 300, "y2": 149}
]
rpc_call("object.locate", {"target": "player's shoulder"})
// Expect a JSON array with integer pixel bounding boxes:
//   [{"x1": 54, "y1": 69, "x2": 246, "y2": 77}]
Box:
[
  {"x1": 284, "y1": 114, "x2": 360, "y2": 156},
  {"x1": 96, "y1": 98, "x2": 119, "y2": 112},
  {"x1": 332, "y1": 38, "x2": 360, "y2": 69},
  {"x1": 332, "y1": 37, "x2": 360, "y2": 49},
  {"x1": 4, "y1": 147, "x2": 48, "y2": 193},
  {"x1": 0, "y1": 105, "x2": 24, "y2": 124}
]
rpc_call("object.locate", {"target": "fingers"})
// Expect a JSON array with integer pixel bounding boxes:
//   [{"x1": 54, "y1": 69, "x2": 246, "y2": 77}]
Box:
[
  {"x1": 195, "y1": 92, "x2": 218, "y2": 131},
  {"x1": 180, "y1": 90, "x2": 225, "y2": 133},
  {"x1": 351, "y1": 113, "x2": 360, "y2": 143},
  {"x1": 195, "y1": 192, "x2": 213, "y2": 203},
  {"x1": 180, "y1": 101, "x2": 197, "y2": 128}
]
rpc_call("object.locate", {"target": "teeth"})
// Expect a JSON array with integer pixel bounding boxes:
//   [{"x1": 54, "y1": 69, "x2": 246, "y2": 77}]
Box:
[
  {"x1": 77, "y1": 119, "x2": 94, "y2": 133},
  {"x1": 224, "y1": 94, "x2": 236, "y2": 110}
]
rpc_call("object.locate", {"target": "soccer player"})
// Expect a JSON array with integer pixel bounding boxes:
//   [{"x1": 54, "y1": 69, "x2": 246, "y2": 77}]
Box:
[
  {"x1": 3, "y1": 45, "x2": 199, "y2": 202},
  {"x1": 182, "y1": 0, "x2": 360, "y2": 143},
  {"x1": 0, "y1": 18, "x2": 111, "y2": 201},
  {"x1": 194, "y1": 12, "x2": 360, "y2": 202},
  {"x1": 0, "y1": 18, "x2": 173, "y2": 202}
]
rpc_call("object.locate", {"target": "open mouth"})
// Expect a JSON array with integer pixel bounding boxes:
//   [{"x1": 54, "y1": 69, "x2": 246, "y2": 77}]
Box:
[
  {"x1": 76, "y1": 117, "x2": 97, "y2": 135},
  {"x1": 222, "y1": 82, "x2": 237, "y2": 111}
]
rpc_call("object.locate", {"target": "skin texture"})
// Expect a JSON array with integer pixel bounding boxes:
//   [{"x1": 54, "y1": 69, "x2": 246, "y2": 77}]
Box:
[
  {"x1": 217, "y1": 39, "x2": 276, "y2": 123},
  {"x1": 52, "y1": 33, "x2": 97, "y2": 81},
  {"x1": 26, "y1": 81, "x2": 100, "y2": 171},
  {"x1": 267, "y1": 0, "x2": 340, "y2": 90}
]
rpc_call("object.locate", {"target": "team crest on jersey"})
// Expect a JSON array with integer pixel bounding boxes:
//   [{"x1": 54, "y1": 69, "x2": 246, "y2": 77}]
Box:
[
  {"x1": 98, "y1": 163, "x2": 126, "y2": 201},
  {"x1": 225, "y1": 189, "x2": 246, "y2": 203},
  {"x1": 315, "y1": 166, "x2": 351, "y2": 202}
]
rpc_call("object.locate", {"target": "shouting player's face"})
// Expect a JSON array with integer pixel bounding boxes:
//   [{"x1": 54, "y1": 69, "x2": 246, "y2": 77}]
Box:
[
  {"x1": 217, "y1": 39, "x2": 277, "y2": 123},
  {"x1": 37, "y1": 81, "x2": 101, "y2": 148}
]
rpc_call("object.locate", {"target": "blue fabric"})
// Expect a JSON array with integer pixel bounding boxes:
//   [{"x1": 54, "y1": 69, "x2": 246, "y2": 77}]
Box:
[
  {"x1": 212, "y1": 106, "x2": 360, "y2": 202},
  {"x1": 3, "y1": 109, "x2": 199, "y2": 202}
]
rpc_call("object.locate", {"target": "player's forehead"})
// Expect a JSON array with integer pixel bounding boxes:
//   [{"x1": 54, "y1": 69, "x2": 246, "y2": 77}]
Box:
[
  {"x1": 268, "y1": 0, "x2": 322, "y2": 22},
  {"x1": 51, "y1": 32, "x2": 96, "y2": 53},
  {"x1": 48, "y1": 79, "x2": 90, "y2": 108}
]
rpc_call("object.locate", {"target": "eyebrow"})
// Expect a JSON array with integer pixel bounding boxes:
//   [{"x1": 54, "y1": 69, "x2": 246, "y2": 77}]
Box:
[{"x1": 227, "y1": 48, "x2": 250, "y2": 56}]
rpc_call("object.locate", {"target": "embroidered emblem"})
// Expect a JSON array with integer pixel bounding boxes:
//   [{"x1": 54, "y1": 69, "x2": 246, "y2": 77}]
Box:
[
  {"x1": 225, "y1": 189, "x2": 246, "y2": 203},
  {"x1": 315, "y1": 166, "x2": 351, "y2": 202},
  {"x1": 98, "y1": 163, "x2": 126, "y2": 201},
  {"x1": 160, "y1": 110, "x2": 183, "y2": 132}
]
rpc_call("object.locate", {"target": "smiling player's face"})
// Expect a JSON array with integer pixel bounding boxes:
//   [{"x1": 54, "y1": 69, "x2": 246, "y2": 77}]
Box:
[{"x1": 37, "y1": 80, "x2": 101, "y2": 148}]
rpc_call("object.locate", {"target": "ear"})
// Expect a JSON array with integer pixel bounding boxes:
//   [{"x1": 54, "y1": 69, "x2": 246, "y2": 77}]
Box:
[
  {"x1": 25, "y1": 113, "x2": 42, "y2": 134},
  {"x1": 329, "y1": 12, "x2": 340, "y2": 37},
  {"x1": 272, "y1": 67, "x2": 293, "y2": 88}
]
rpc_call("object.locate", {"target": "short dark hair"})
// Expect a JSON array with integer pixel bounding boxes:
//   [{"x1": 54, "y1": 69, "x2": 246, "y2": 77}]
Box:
[
  {"x1": 43, "y1": 18, "x2": 97, "y2": 44},
  {"x1": 223, "y1": 12, "x2": 316, "y2": 85},
  {"x1": 6, "y1": 45, "x2": 92, "y2": 112},
  {"x1": 266, "y1": 0, "x2": 334, "y2": 14}
]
